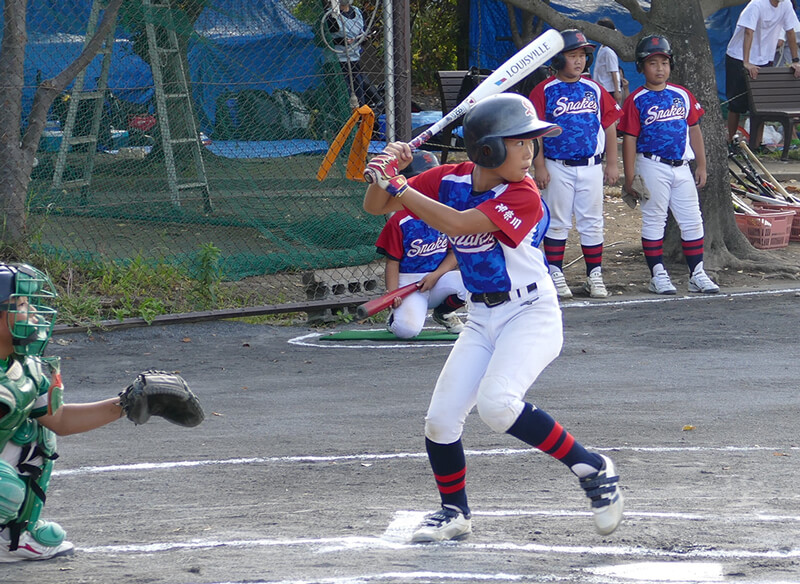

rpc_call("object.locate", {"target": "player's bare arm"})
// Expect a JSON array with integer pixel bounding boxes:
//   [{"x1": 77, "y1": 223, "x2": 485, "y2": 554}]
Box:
[
  {"x1": 621, "y1": 134, "x2": 637, "y2": 192},
  {"x1": 38, "y1": 398, "x2": 124, "y2": 437},
  {"x1": 742, "y1": 28, "x2": 758, "y2": 78},
  {"x1": 786, "y1": 29, "x2": 800, "y2": 78},
  {"x1": 532, "y1": 140, "x2": 550, "y2": 189},
  {"x1": 418, "y1": 250, "x2": 458, "y2": 292},
  {"x1": 603, "y1": 124, "x2": 620, "y2": 186},
  {"x1": 688, "y1": 125, "x2": 707, "y2": 189},
  {"x1": 383, "y1": 259, "x2": 403, "y2": 307}
]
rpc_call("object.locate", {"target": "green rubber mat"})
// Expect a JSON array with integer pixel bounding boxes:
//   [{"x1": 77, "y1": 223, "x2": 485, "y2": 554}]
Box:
[{"x1": 319, "y1": 330, "x2": 459, "y2": 341}]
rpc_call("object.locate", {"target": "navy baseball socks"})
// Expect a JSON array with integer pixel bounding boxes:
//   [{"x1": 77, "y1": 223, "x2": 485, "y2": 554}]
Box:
[
  {"x1": 412, "y1": 438, "x2": 472, "y2": 543},
  {"x1": 507, "y1": 403, "x2": 624, "y2": 535}
]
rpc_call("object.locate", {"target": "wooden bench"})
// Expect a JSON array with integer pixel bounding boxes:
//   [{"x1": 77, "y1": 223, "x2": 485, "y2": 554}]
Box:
[{"x1": 745, "y1": 67, "x2": 800, "y2": 160}]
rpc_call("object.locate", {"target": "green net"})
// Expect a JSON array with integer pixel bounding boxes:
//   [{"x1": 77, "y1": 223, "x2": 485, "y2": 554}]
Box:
[{"x1": 12, "y1": 0, "x2": 400, "y2": 305}]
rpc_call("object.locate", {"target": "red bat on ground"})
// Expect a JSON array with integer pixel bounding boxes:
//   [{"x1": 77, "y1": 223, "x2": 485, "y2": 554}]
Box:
[{"x1": 356, "y1": 281, "x2": 420, "y2": 320}]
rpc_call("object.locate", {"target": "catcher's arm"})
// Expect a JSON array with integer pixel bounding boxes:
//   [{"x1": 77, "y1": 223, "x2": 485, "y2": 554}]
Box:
[{"x1": 37, "y1": 398, "x2": 124, "y2": 437}]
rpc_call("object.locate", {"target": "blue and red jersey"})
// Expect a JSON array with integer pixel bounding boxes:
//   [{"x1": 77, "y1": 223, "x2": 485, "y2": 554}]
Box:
[
  {"x1": 375, "y1": 210, "x2": 449, "y2": 274},
  {"x1": 408, "y1": 162, "x2": 550, "y2": 294},
  {"x1": 529, "y1": 75, "x2": 621, "y2": 160},
  {"x1": 617, "y1": 83, "x2": 704, "y2": 161}
]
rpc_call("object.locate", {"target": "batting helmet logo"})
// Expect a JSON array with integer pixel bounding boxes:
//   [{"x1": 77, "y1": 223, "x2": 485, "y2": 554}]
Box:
[
  {"x1": 463, "y1": 93, "x2": 560, "y2": 168},
  {"x1": 551, "y1": 29, "x2": 595, "y2": 72}
]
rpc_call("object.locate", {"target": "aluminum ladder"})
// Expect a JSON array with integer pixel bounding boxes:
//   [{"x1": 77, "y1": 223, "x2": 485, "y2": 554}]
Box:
[{"x1": 144, "y1": 0, "x2": 212, "y2": 212}]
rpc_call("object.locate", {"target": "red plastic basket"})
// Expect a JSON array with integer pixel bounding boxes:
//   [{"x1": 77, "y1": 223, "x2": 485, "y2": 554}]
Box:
[
  {"x1": 752, "y1": 201, "x2": 800, "y2": 242},
  {"x1": 734, "y1": 209, "x2": 794, "y2": 249}
]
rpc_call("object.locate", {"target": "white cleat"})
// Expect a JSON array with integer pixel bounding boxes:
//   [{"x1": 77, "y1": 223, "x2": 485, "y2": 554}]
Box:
[
  {"x1": 0, "y1": 525, "x2": 74, "y2": 563},
  {"x1": 583, "y1": 267, "x2": 609, "y2": 298},
  {"x1": 411, "y1": 505, "x2": 472, "y2": 543},
  {"x1": 432, "y1": 310, "x2": 465, "y2": 334},
  {"x1": 648, "y1": 263, "x2": 676, "y2": 295},
  {"x1": 580, "y1": 454, "x2": 624, "y2": 536},
  {"x1": 688, "y1": 261, "x2": 719, "y2": 294},
  {"x1": 550, "y1": 269, "x2": 573, "y2": 299}
]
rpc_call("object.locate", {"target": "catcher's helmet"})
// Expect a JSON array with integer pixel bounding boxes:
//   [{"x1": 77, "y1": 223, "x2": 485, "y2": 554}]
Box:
[
  {"x1": 635, "y1": 35, "x2": 674, "y2": 72},
  {"x1": 0, "y1": 263, "x2": 58, "y2": 357},
  {"x1": 551, "y1": 29, "x2": 595, "y2": 71},
  {"x1": 401, "y1": 151, "x2": 439, "y2": 179},
  {"x1": 463, "y1": 93, "x2": 561, "y2": 169}
]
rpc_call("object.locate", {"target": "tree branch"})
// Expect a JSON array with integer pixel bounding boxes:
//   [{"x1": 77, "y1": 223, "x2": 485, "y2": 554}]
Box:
[
  {"x1": 700, "y1": 0, "x2": 749, "y2": 19},
  {"x1": 503, "y1": 0, "x2": 643, "y2": 59},
  {"x1": 21, "y1": 0, "x2": 124, "y2": 154}
]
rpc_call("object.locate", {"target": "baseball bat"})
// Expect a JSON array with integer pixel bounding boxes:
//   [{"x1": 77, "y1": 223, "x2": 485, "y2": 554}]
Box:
[
  {"x1": 364, "y1": 29, "x2": 565, "y2": 183},
  {"x1": 356, "y1": 281, "x2": 420, "y2": 320},
  {"x1": 738, "y1": 140, "x2": 800, "y2": 205}
]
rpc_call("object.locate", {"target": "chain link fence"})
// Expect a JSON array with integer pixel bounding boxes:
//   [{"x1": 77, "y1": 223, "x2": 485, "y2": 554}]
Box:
[{"x1": 16, "y1": 0, "x2": 413, "y2": 319}]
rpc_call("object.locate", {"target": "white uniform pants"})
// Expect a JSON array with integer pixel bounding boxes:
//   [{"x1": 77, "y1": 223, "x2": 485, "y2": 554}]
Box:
[
  {"x1": 637, "y1": 155, "x2": 704, "y2": 242},
  {"x1": 541, "y1": 159, "x2": 604, "y2": 245},
  {"x1": 424, "y1": 277, "x2": 563, "y2": 444},
  {"x1": 388, "y1": 271, "x2": 467, "y2": 339}
]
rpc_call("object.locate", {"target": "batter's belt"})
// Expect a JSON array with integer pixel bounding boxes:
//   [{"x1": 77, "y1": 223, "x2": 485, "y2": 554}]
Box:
[
  {"x1": 642, "y1": 152, "x2": 686, "y2": 167},
  {"x1": 471, "y1": 282, "x2": 537, "y2": 307}
]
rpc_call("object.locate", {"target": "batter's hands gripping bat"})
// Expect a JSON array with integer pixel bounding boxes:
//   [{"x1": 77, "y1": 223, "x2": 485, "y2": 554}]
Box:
[
  {"x1": 363, "y1": 29, "x2": 565, "y2": 184},
  {"x1": 356, "y1": 281, "x2": 420, "y2": 320}
]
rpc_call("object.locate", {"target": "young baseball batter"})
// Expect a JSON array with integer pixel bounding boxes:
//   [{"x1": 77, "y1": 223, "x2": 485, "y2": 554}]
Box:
[
  {"x1": 363, "y1": 93, "x2": 624, "y2": 543},
  {"x1": 376, "y1": 151, "x2": 467, "y2": 337},
  {"x1": 529, "y1": 29, "x2": 622, "y2": 299},
  {"x1": 617, "y1": 35, "x2": 719, "y2": 295}
]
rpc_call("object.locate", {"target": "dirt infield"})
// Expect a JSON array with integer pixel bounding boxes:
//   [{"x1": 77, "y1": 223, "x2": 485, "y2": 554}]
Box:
[{"x1": 4, "y1": 288, "x2": 800, "y2": 583}]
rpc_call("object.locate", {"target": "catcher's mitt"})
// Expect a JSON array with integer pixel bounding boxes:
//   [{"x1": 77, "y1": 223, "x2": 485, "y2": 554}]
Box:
[{"x1": 119, "y1": 370, "x2": 204, "y2": 427}]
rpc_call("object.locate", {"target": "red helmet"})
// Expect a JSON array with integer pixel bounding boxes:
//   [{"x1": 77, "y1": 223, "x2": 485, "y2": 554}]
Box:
[
  {"x1": 551, "y1": 29, "x2": 595, "y2": 71},
  {"x1": 635, "y1": 35, "x2": 674, "y2": 72},
  {"x1": 463, "y1": 93, "x2": 560, "y2": 168}
]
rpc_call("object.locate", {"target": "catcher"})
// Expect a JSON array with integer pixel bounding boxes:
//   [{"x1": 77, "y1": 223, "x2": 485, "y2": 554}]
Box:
[{"x1": 0, "y1": 262, "x2": 203, "y2": 563}]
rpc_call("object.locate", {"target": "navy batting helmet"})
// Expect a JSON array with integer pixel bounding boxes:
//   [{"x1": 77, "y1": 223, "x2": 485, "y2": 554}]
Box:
[
  {"x1": 463, "y1": 93, "x2": 561, "y2": 169},
  {"x1": 551, "y1": 29, "x2": 595, "y2": 71},
  {"x1": 400, "y1": 151, "x2": 439, "y2": 179},
  {"x1": 635, "y1": 35, "x2": 674, "y2": 72}
]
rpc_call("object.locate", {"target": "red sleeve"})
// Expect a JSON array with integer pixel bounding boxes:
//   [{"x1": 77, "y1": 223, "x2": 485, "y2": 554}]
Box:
[
  {"x1": 407, "y1": 164, "x2": 450, "y2": 201},
  {"x1": 616, "y1": 90, "x2": 641, "y2": 136},
  {"x1": 529, "y1": 80, "x2": 548, "y2": 120},
  {"x1": 374, "y1": 212, "x2": 405, "y2": 261},
  {"x1": 685, "y1": 89, "x2": 704, "y2": 126},
  {"x1": 475, "y1": 177, "x2": 544, "y2": 248},
  {"x1": 599, "y1": 86, "x2": 623, "y2": 129}
]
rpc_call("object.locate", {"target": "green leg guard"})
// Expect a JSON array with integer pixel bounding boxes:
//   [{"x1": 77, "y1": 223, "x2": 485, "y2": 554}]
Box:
[
  {"x1": 12, "y1": 427, "x2": 65, "y2": 548},
  {"x1": 0, "y1": 459, "x2": 26, "y2": 523}
]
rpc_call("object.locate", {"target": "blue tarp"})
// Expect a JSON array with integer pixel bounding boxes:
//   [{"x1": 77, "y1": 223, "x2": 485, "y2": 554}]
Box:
[
  {"x1": 5, "y1": 0, "x2": 324, "y2": 133},
  {"x1": 470, "y1": 0, "x2": 800, "y2": 102}
]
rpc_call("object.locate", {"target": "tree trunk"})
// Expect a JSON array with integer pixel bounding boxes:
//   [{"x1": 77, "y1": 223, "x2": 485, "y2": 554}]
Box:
[
  {"x1": 0, "y1": 0, "x2": 29, "y2": 242},
  {"x1": 0, "y1": 0, "x2": 123, "y2": 245}
]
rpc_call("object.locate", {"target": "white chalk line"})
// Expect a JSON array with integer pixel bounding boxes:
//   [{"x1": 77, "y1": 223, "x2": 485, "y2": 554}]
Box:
[
  {"x1": 53, "y1": 444, "x2": 798, "y2": 477},
  {"x1": 288, "y1": 287, "x2": 800, "y2": 348},
  {"x1": 76, "y1": 525, "x2": 800, "y2": 561}
]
